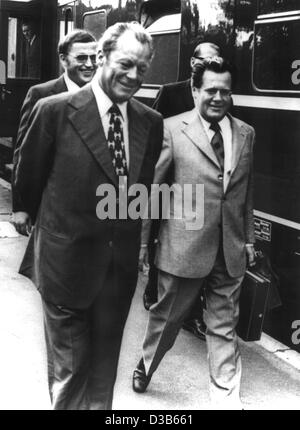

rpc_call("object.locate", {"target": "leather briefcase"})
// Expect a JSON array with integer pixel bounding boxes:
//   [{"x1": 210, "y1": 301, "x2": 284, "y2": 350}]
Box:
[{"x1": 237, "y1": 269, "x2": 271, "y2": 341}]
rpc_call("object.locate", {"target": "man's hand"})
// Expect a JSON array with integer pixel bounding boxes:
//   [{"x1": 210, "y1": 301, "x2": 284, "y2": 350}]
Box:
[
  {"x1": 138, "y1": 245, "x2": 149, "y2": 272},
  {"x1": 246, "y1": 244, "x2": 256, "y2": 267},
  {"x1": 11, "y1": 211, "x2": 32, "y2": 236}
]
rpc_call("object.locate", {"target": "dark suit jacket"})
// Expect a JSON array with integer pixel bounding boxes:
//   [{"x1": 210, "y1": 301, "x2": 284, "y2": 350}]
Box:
[
  {"x1": 25, "y1": 36, "x2": 41, "y2": 78},
  {"x1": 15, "y1": 84, "x2": 163, "y2": 309},
  {"x1": 12, "y1": 76, "x2": 68, "y2": 212},
  {"x1": 152, "y1": 79, "x2": 194, "y2": 118}
]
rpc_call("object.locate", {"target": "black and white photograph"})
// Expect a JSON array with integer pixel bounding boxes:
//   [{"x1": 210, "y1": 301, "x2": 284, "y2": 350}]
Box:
[{"x1": 0, "y1": 0, "x2": 299, "y2": 412}]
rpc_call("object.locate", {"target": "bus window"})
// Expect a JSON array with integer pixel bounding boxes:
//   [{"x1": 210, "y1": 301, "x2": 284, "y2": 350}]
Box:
[
  {"x1": 258, "y1": 0, "x2": 300, "y2": 15},
  {"x1": 139, "y1": 0, "x2": 180, "y2": 28},
  {"x1": 143, "y1": 13, "x2": 181, "y2": 85},
  {"x1": 7, "y1": 17, "x2": 17, "y2": 79},
  {"x1": 233, "y1": 0, "x2": 257, "y2": 93},
  {"x1": 7, "y1": 17, "x2": 41, "y2": 79},
  {"x1": 253, "y1": 17, "x2": 300, "y2": 92},
  {"x1": 180, "y1": 0, "x2": 239, "y2": 81},
  {"x1": 0, "y1": 61, "x2": 5, "y2": 85},
  {"x1": 83, "y1": 10, "x2": 107, "y2": 40}
]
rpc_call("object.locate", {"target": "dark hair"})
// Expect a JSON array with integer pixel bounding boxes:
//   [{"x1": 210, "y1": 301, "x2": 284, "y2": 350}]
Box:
[
  {"x1": 192, "y1": 42, "x2": 220, "y2": 58},
  {"x1": 58, "y1": 30, "x2": 96, "y2": 56},
  {"x1": 22, "y1": 20, "x2": 37, "y2": 32},
  {"x1": 191, "y1": 56, "x2": 236, "y2": 89},
  {"x1": 98, "y1": 22, "x2": 153, "y2": 59}
]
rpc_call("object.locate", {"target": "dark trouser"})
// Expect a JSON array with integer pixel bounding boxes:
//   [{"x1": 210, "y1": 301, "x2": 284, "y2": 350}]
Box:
[
  {"x1": 144, "y1": 235, "x2": 158, "y2": 303},
  {"x1": 43, "y1": 264, "x2": 137, "y2": 410}
]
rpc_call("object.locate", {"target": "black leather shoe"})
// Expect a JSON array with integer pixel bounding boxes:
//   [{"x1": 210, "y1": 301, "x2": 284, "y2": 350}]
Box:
[
  {"x1": 132, "y1": 359, "x2": 152, "y2": 393},
  {"x1": 182, "y1": 318, "x2": 206, "y2": 341},
  {"x1": 143, "y1": 291, "x2": 157, "y2": 311}
]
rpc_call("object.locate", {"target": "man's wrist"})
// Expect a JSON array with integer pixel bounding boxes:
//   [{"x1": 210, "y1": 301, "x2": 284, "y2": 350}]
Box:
[{"x1": 140, "y1": 244, "x2": 148, "y2": 248}]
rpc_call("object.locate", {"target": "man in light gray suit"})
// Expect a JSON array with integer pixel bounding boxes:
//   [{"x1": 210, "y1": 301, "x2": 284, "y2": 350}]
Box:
[{"x1": 133, "y1": 57, "x2": 256, "y2": 408}]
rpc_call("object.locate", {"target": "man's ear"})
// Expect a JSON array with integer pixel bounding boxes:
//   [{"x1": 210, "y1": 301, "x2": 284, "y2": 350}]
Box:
[
  {"x1": 191, "y1": 86, "x2": 198, "y2": 102},
  {"x1": 190, "y1": 57, "x2": 195, "y2": 68},
  {"x1": 97, "y1": 50, "x2": 105, "y2": 66},
  {"x1": 59, "y1": 53, "x2": 68, "y2": 69}
]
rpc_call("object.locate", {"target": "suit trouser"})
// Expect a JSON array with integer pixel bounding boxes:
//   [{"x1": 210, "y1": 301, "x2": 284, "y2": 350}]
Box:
[
  {"x1": 43, "y1": 263, "x2": 137, "y2": 410},
  {"x1": 142, "y1": 249, "x2": 244, "y2": 402},
  {"x1": 144, "y1": 221, "x2": 205, "y2": 322}
]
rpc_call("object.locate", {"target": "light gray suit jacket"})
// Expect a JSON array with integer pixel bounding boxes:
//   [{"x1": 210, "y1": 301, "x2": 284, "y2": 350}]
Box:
[{"x1": 143, "y1": 108, "x2": 255, "y2": 279}]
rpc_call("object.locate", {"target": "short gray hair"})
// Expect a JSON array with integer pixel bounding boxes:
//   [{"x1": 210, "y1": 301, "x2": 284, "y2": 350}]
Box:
[{"x1": 98, "y1": 22, "x2": 153, "y2": 59}]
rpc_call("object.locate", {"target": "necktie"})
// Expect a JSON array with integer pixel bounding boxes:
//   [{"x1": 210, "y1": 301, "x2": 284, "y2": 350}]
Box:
[
  {"x1": 107, "y1": 104, "x2": 128, "y2": 176},
  {"x1": 210, "y1": 122, "x2": 224, "y2": 171}
]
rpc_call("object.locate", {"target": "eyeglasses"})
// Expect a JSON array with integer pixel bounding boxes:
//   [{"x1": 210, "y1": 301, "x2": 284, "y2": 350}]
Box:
[
  {"x1": 192, "y1": 56, "x2": 205, "y2": 61},
  {"x1": 205, "y1": 88, "x2": 232, "y2": 98},
  {"x1": 69, "y1": 54, "x2": 97, "y2": 64}
]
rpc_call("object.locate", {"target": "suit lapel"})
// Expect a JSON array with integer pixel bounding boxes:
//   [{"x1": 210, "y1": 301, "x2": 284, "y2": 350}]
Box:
[
  {"x1": 127, "y1": 100, "x2": 151, "y2": 187},
  {"x1": 229, "y1": 115, "x2": 248, "y2": 174},
  {"x1": 68, "y1": 84, "x2": 118, "y2": 186},
  {"x1": 51, "y1": 75, "x2": 68, "y2": 95},
  {"x1": 182, "y1": 109, "x2": 220, "y2": 168},
  {"x1": 183, "y1": 111, "x2": 249, "y2": 175}
]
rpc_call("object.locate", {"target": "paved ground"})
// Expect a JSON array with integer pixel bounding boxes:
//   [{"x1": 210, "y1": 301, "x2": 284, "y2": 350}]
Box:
[{"x1": 0, "y1": 181, "x2": 299, "y2": 410}]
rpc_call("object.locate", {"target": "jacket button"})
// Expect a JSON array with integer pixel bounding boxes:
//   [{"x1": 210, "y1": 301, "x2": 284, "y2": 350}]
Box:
[
  {"x1": 109, "y1": 241, "x2": 113, "y2": 248},
  {"x1": 218, "y1": 174, "x2": 223, "y2": 181}
]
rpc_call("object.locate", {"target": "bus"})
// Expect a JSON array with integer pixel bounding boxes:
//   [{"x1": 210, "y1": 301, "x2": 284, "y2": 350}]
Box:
[{"x1": 0, "y1": 0, "x2": 299, "y2": 352}]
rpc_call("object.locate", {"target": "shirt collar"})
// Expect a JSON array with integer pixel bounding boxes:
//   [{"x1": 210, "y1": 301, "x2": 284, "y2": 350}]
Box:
[
  {"x1": 199, "y1": 113, "x2": 230, "y2": 134},
  {"x1": 30, "y1": 34, "x2": 36, "y2": 45},
  {"x1": 63, "y1": 73, "x2": 80, "y2": 93},
  {"x1": 91, "y1": 75, "x2": 128, "y2": 120}
]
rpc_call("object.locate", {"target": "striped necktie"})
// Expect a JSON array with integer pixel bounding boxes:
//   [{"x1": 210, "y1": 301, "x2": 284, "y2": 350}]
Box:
[{"x1": 210, "y1": 122, "x2": 224, "y2": 171}]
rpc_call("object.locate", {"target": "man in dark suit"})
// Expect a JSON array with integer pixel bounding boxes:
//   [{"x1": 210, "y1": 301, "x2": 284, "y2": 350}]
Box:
[
  {"x1": 15, "y1": 22, "x2": 163, "y2": 410},
  {"x1": 143, "y1": 42, "x2": 220, "y2": 341},
  {"x1": 22, "y1": 21, "x2": 41, "y2": 78},
  {"x1": 133, "y1": 57, "x2": 256, "y2": 408},
  {"x1": 152, "y1": 42, "x2": 220, "y2": 117},
  {"x1": 12, "y1": 29, "x2": 97, "y2": 236}
]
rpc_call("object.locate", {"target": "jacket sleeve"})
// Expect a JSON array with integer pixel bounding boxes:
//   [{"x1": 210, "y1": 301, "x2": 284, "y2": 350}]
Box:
[
  {"x1": 12, "y1": 86, "x2": 41, "y2": 213},
  {"x1": 141, "y1": 121, "x2": 174, "y2": 245},
  {"x1": 244, "y1": 128, "x2": 256, "y2": 244},
  {"x1": 14, "y1": 97, "x2": 55, "y2": 223}
]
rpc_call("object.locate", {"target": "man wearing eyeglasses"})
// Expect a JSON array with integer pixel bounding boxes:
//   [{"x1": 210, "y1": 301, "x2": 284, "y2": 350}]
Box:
[
  {"x1": 12, "y1": 30, "x2": 97, "y2": 236},
  {"x1": 133, "y1": 57, "x2": 256, "y2": 409}
]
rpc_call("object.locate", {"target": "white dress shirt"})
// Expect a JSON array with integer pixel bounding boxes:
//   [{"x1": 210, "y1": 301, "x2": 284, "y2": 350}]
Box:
[
  {"x1": 29, "y1": 35, "x2": 36, "y2": 46},
  {"x1": 91, "y1": 77, "x2": 130, "y2": 167},
  {"x1": 63, "y1": 72, "x2": 81, "y2": 93},
  {"x1": 199, "y1": 114, "x2": 232, "y2": 192}
]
